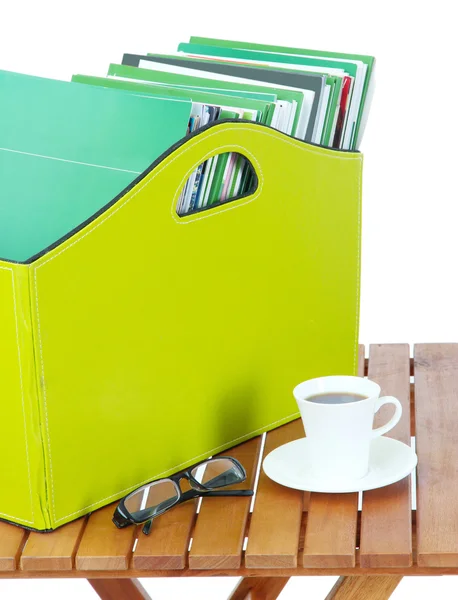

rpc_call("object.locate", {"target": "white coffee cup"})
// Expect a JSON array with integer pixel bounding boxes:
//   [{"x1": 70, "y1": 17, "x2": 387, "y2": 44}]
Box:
[{"x1": 293, "y1": 376, "x2": 402, "y2": 481}]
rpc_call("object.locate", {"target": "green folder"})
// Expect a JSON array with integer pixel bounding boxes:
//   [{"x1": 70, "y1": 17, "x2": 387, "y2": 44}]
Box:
[
  {"x1": 188, "y1": 36, "x2": 375, "y2": 147},
  {"x1": 0, "y1": 70, "x2": 192, "y2": 262},
  {"x1": 72, "y1": 74, "x2": 275, "y2": 126},
  {"x1": 107, "y1": 63, "x2": 304, "y2": 138},
  {"x1": 318, "y1": 76, "x2": 341, "y2": 146},
  {"x1": 178, "y1": 42, "x2": 356, "y2": 78},
  {"x1": 183, "y1": 86, "x2": 277, "y2": 102}
]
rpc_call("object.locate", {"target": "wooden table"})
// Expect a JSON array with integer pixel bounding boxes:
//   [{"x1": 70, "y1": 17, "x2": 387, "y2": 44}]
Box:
[{"x1": 1, "y1": 343, "x2": 456, "y2": 600}]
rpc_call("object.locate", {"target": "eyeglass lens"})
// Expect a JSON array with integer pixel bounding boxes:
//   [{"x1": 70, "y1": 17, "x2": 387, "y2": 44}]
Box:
[
  {"x1": 190, "y1": 458, "x2": 244, "y2": 489},
  {"x1": 124, "y1": 479, "x2": 179, "y2": 522}
]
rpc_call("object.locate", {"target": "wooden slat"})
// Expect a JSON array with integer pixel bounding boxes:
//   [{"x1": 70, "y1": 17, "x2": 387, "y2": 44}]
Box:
[
  {"x1": 360, "y1": 344, "x2": 412, "y2": 568},
  {"x1": 189, "y1": 436, "x2": 262, "y2": 570},
  {"x1": 88, "y1": 578, "x2": 152, "y2": 600},
  {"x1": 75, "y1": 503, "x2": 137, "y2": 571},
  {"x1": 7, "y1": 557, "x2": 458, "y2": 577},
  {"x1": 302, "y1": 493, "x2": 359, "y2": 568},
  {"x1": 359, "y1": 345, "x2": 365, "y2": 376},
  {"x1": 358, "y1": 345, "x2": 365, "y2": 377},
  {"x1": 133, "y1": 500, "x2": 196, "y2": 570},
  {"x1": 228, "y1": 576, "x2": 290, "y2": 600},
  {"x1": 301, "y1": 345, "x2": 365, "y2": 568},
  {"x1": 245, "y1": 420, "x2": 304, "y2": 568},
  {"x1": 325, "y1": 575, "x2": 402, "y2": 600},
  {"x1": 0, "y1": 522, "x2": 27, "y2": 571},
  {"x1": 415, "y1": 343, "x2": 458, "y2": 567},
  {"x1": 20, "y1": 518, "x2": 86, "y2": 571}
]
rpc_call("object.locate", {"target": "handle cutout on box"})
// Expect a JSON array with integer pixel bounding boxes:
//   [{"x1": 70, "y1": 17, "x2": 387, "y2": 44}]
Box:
[{"x1": 176, "y1": 152, "x2": 257, "y2": 217}]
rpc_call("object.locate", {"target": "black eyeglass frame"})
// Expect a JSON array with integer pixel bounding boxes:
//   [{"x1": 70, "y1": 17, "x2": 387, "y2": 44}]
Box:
[{"x1": 113, "y1": 456, "x2": 253, "y2": 535}]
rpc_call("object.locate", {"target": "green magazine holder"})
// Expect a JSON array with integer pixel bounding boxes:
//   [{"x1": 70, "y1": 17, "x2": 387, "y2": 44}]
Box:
[{"x1": 0, "y1": 121, "x2": 362, "y2": 530}]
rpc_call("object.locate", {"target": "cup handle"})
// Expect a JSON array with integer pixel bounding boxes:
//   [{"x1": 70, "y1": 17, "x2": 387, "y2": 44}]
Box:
[{"x1": 371, "y1": 396, "x2": 403, "y2": 438}]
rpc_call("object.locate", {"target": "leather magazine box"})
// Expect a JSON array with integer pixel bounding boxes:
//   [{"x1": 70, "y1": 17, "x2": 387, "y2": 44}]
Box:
[{"x1": 0, "y1": 121, "x2": 362, "y2": 530}]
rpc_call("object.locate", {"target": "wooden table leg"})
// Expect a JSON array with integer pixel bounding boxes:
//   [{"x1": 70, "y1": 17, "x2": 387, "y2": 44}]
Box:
[
  {"x1": 88, "y1": 578, "x2": 152, "y2": 600},
  {"x1": 325, "y1": 576, "x2": 403, "y2": 600},
  {"x1": 228, "y1": 576, "x2": 290, "y2": 600}
]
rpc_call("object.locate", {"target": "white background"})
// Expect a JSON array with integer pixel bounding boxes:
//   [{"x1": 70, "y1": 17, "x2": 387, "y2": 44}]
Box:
[{"x1": 1, "y1": 0, "x2": 457, "y2": 597}]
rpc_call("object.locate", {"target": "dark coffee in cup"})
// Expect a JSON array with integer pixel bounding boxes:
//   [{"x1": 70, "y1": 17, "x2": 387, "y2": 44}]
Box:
[{"x1": 306, "y1": 392, "x2": 367, "y2": 405}]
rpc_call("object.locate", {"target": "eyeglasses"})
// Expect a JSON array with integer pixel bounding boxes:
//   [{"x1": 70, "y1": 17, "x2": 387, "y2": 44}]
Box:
[{"x1": 113, "y1": 457, "x2": 253, "y2": 535}]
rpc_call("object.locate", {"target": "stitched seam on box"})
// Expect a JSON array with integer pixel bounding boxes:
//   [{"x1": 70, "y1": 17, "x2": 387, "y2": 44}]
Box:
[
  {"x1": 32, "y1": 124, "x2": 362, "y2": 524},
  {"x1": 11, "y1": 271, "x2": 35, "y2": 521},
  {"x1": 0, "y1": 265, "x2": 34, "y2": 524},
  {"x1": 354, "y1": 160, "x2": 362, "y2": 374},
  {"x1": 0, "y1": 511, "x2": 34, "y2": 525},
  {"x1": 52, "y1": 410, "x2": 301, "y2": 524},
  {"x1": 32, "y1": 268, "x2": 56, "y2": 522}
]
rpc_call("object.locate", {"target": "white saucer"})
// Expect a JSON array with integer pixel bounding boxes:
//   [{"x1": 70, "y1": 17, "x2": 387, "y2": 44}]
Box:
[{"x1": 263, "y1": 436, "x2": 418, "y2": 493}]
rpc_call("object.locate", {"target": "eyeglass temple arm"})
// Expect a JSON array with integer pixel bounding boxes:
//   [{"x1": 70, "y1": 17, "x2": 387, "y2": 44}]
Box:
[
  {"x1": 140, "y1": 489, "x2": 254, "y2": 535},
  {"x1": 179, "y1": 488, "x2": 253, "y2": 502},
  {"x1": 200, "y1": 489, "x2": 254, "y2": 497},
  {"x1": 132, "y1": 488, "x2": 254, "y2": 524}
]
